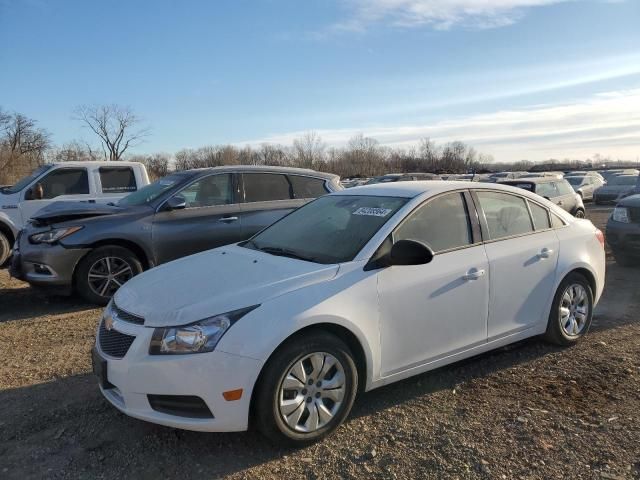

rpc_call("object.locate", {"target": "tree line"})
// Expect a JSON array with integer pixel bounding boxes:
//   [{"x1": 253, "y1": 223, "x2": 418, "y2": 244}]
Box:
[{"x1": 1, "y1": 104, "x2": 635, "y2": 185}]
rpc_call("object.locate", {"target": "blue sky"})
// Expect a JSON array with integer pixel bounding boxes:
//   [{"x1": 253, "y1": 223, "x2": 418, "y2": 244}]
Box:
[{"x1": 1, "y1": 0, "x2": 639, "y2": 162}]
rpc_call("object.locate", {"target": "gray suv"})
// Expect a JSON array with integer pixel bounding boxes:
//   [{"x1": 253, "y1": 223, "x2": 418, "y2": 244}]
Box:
[{"x1": 11, "y1": 166, "x2": 341, "y2": 304}]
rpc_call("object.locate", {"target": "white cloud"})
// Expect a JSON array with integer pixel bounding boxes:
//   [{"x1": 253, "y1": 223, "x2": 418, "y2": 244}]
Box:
[
  {"x1": 333, "y1": 0, "x2": 578, "y2": 31},
  {"x1": 241, "y1": 88, "x2": 640, "y2": 162}
]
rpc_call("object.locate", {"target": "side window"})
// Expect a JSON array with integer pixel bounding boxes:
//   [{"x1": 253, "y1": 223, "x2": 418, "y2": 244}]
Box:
[
  {"x1": 243, "y1": 173, "x2": 291, "y2": 202},
  {"x1": 37, "y1": 168, "x2": 89, "y2": 199},
  {"x1": 476, "y1": 191, "x2": 534, "y2": 240},
  {"x1": 551, "y1": 212, "x2": 566, "y2": 228},
  {"x1": 535, "y1": 182, "x2": 559, "y2": 199},
  {"x1": 556, "y1": 181, "x2": 574, "y2": 195},
  {"x1": 528, "y1": 201, "x2": 551, "y2": 230},
  {"x1": 395, "y1": 192, "x2": 472, "y2": 253},
  {"x1": 177, "y1": 174, "x2": 232, "y2": 208},
  {"x1": 99, "y1": 167, "x2": 137, "y2": 194},
  {"x1": 288, "y1": 175, "x2": 328, "y2": 199}
]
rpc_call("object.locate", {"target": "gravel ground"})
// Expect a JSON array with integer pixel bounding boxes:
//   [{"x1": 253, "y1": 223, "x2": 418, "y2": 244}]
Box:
[{"x1": 0, "y1": 205, "x2": 638, "y2": 479}]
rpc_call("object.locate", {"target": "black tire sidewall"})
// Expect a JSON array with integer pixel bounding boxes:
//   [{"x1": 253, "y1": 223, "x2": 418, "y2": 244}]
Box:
[
  {"x1": 75, "y1": 246, "x2": 143, "y2": 304},
  {"x1": 546, "y1": 273, "x2": 594, "y2": 345},
  {"x1": 255, "y1": 331, "x2": 358, "y2": 446},
  {"x1": 0, "y1": 232, "x2": 10, "y2": 266}
]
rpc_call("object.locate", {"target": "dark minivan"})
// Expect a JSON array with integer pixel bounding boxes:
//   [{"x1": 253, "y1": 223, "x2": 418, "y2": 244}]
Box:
[
  {"x1": 11, "y1": 166, "x2": 341, "y2": 304},
  {"x1": 500, "y1": 177, "x2": 585, "y2": 218}
]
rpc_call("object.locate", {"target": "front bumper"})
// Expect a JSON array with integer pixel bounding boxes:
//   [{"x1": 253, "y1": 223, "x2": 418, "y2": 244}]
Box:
[
  {"x1": 93, "y1": 319, "x2": 264, "y2": 432},
  {"x1": 9, "y1": 232, "x2": 88, "y2": 292},
  {"x1": 606, "y1": 219, "x2": 640, "y2": 257}
]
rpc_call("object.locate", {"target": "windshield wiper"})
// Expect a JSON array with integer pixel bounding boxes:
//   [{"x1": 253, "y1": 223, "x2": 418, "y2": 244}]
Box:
[{"x1": 257, "y1": 246, "x2": 317, "y2": 263}]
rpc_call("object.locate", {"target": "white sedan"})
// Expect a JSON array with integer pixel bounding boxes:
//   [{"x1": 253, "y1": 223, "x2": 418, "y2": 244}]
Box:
[{"x1": 92, "y1": 181, "x2": 606, "y2": 445}]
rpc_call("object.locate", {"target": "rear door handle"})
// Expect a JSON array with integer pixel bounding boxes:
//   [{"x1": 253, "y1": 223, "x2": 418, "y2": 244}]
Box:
[
  {"x1": 463, "y1": 268, "x2": 485, "y2": 281},
  {"x1": 219, "y1": 216, "x2": 239, "y2": 223},
  {"x1": 539, "y1": 247, "x2": 554, "y2": 259}
]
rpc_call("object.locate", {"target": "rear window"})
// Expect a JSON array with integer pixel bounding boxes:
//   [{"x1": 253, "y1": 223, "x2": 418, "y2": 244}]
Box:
[
  {"x1": 242, "y1": 173, "x2": 292, "y2": 202},
  {"x1": 289, "y1": 175, "x2": 328, "y2": 198},
  {"x1": 535, "y1": 182, "x2": 559, "y2": 198},
  {"x1": 99, "y1": 167, "x2": 137, "y2": 194}
]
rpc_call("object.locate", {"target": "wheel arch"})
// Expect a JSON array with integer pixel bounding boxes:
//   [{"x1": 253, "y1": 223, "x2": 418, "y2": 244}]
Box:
[{"x1": 248, "y1": 322, "x2": 369, "y2": 428}]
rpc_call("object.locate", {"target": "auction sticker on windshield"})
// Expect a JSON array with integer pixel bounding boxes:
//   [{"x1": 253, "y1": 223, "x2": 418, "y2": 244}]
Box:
[{"x1": 353, "y1": 207, "x2": 393, "y2": 217}]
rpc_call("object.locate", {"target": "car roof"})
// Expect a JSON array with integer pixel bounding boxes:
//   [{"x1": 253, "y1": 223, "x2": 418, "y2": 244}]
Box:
[
  {"x1": 182, "y1": 165, "x2": 338, "y2": 180},
  {"x1": 51, "y1": 161, "x2": 142, "y2": 167},
  {"x1": 332, "y1": 180, "x2": 548, "y2": 199}
]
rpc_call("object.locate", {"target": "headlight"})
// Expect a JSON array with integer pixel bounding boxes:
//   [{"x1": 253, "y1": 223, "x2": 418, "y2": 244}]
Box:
[
  {"x1": 612, "y1": 207, "x2": 630, "y2": 223},
  {"x1": 29, "y1": 226, "x2": 83, "y2": 244},
  {"x1": 149, "y1": 305, "x2": 259, "y2": 355}
]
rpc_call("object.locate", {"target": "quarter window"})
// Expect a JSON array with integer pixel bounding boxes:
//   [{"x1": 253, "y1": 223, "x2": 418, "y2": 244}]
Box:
[
  {"x1": 528, "y1": 201, "x2": 551, "y2": 230},
  {"x1": 37, "y1": 168, "x2": 89, "y2": 199},
  {"x1": 395, "y1": 192, "x2": 473, "y2": 253},
  {"x1": 288, "y1": 175, "x2": 328, "y2": 199},
  {"x1": 177, "y1": 174, "x2": 232, "y2": 208},
  {"x1": 99, "y1": 167, "x2": 137, "y2": 194},
  {"x1": 242, "y1": 173, "x2": 292, "y2": 202},
  {"x1": 551, "y1": 213, "x2": 566, "y2": 228},
  {"x1": 476, "y1": 191, "x2": 534, "y2": 240}
]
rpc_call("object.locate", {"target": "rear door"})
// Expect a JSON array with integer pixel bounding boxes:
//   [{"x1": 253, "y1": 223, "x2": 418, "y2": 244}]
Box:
[
  {"x1": 238, "y1": 172, "x2": 306, "y2": 238},
  {"x1": 473, "y1": 190, "x2": 559, "y2": 339},
  {"x1": 151, "y1": 173, "x2": 242, "y2": 264}
]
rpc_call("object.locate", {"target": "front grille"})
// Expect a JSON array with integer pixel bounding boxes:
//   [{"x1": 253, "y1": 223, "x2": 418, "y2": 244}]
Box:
[
  {"x1": 628, "y1": 207, "x2": 640, "y2": 223},
  {"x1": 98, "y1": 320, "x2": 136, "y2": 358},
  {"x1": 112, "y1": 302, "x2": 144, "y2": 325},
  {"x1": 148, "y1": 395, "x2": 214, "y2": 419}
]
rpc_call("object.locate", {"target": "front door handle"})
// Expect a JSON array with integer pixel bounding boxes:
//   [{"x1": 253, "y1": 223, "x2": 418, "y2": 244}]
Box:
[
  {"x1": 463, "y1": 268, "x2": 485, "y2": 281},
  {"x1": 539, "y1": 247, "x2": 554, "y2": 259},
  {"x1": 219, "y1": 216, "x2": 239, "y2": 223}
]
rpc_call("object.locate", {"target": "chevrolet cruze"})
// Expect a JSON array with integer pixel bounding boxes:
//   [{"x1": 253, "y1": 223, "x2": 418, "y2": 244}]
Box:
[{"x1": 92, "y1": 181, "x2": 606, "y2": 446}]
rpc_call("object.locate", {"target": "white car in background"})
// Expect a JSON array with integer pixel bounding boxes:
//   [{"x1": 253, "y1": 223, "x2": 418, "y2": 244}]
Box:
[{"x1": 93, "y1": 181, "x2": 606, "y2": 446}]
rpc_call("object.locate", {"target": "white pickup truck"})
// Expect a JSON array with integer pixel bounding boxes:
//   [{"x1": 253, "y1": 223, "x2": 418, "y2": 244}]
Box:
[{"x1": 0, "y1": 161, "x2": 150, "y2": 264}]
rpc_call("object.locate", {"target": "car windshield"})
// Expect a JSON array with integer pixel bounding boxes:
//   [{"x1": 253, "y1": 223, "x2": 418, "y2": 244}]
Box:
[
  {"x1": 608, "y1": 176, "x2": 638, "y2": 186},
  {"x1": 243, "y1": 195, "x2": 408, "y2": 264},
  {"x1": 566, "y1": 177, "x2": 584, "y2": 186},
  {"x1": 0, "y1": 164, "x2": 53, "y2": 194},
  {"x1": 117, "y1": 173, "x2": 188, "y2": 207}
]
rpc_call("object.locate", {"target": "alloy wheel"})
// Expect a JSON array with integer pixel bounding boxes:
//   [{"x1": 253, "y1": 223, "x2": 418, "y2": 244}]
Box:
[
  {"x1": 87, "y1": 256, "x2": 134, "y2": 298},
  {"x1": 278, "y1": 352, "x2": 346, "y2": 433},
  {"x1": 559, "y1": 283, "x2": 589, "y2": 337}
]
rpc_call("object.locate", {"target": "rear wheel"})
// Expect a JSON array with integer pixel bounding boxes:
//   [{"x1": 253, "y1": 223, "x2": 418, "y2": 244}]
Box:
[
  {"x1": 574, "y1": 209, "x2": 585, "y2": 218},
  {"x1": 544, "y1": 273, "x2": 593, "y2": 346},
  {"x1": 0, "y1": 231, "x2": 10, "y2": 267},
  {"x1": 254, "y1": 331, "x2": 358, "y2": 446},
  {"x1": 75, "y1": 246, "x2": 143, "y2": 304}
]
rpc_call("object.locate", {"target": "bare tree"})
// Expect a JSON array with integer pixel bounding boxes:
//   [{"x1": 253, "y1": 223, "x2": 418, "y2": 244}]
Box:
[
  {"x1": 74, "y1": 104, "x2": 149, "y2": 161},
  {"x1": 1, "y1": 112, "x2": 50, "y2": 155},
  {"x1": 293, "y1": 131, "x2": 325, "y2": 169}
]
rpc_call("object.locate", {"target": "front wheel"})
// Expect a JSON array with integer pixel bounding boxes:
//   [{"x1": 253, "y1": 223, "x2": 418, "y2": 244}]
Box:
[
  {"x1": 574, "y1": 209, "x2": 585, "y2": 218},
  {"x1": 254, "y1": 331, "x2": 358, "y2": 446},
  {"x1": 75, "y1": 246, "x2": 143, "y2": 304},
  {"x1": 544, "y1": 273, "x2": 593, "y2": 346},
  {"x1": 0, "y1": 231, "x2": 10, "y2": 266}
]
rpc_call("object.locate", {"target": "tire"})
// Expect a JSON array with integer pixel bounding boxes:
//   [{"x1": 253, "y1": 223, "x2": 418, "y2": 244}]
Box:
[
  {"x1": 0, "y1": 231, "x2": 10, "y2": 267},
  {"x1": 75, "y1": 246, "x2": 143, "y2": 305},
  {"x1": 254, "y1": 330, "x2": 358, "y2": 447},
  {"x1": 574, "y1": 209, "x2": 585, "y2": 219},
  {"x1": 544, "y1": 272, "x2": 594, "y2": 346}
]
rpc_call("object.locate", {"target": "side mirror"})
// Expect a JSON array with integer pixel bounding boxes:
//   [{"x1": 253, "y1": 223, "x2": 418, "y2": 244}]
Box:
[
  {"x1": 25, "y1": 183, "x2": 44, "y2": 200},
  {"x1": 166, "y1": 195, "x2": 187, "y2": 210},
  {"x1": 389, "y1": 239, "x2": 434, "y2": 266}
]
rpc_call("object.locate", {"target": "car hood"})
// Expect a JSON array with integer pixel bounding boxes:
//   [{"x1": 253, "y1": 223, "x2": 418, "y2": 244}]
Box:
[
  {"x1": 618, "y1": 194, "x2": 640, "y2": 207},
  {"x1": 31, "y1": 201, "x2": 127, "y2": 226},
  {"x1": 113, "y1": 244, "x2": 340, "y2": 327}
]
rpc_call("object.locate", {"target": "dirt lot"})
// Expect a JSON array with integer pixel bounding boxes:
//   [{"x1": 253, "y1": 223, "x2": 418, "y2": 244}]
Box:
[{"x1": 1, "y1": 205, "x2": 639, "y2": 479}]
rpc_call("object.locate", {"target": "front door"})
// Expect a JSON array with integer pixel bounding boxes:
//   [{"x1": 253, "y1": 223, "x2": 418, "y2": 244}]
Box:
[
  {"x1": 378, "y1": 191, "x2": 489, "y2": 376},
  {"x1": 151, "y1": 173, "x2": 242, "y2": 264}
]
